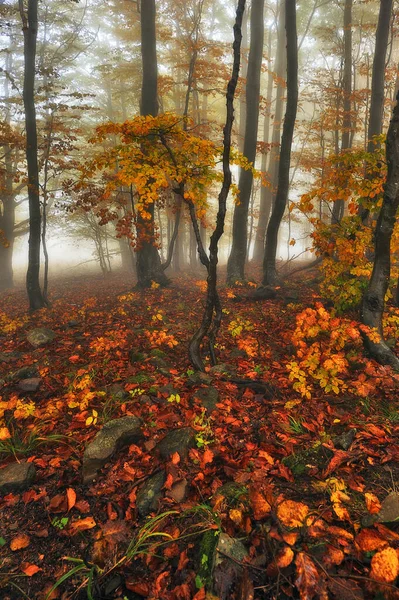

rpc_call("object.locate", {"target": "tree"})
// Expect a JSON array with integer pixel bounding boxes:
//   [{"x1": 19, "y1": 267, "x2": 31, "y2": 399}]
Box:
[
  {"x1": 19, "y1": 0, "x2": 46, "y2": 310},
  {"x1": 227, "y1": 0, "x2": 264, "y2": 283},
  {"x1": 361, "y1": 92, "x2": 399, "y2": 371},
  {"x1": 262, "y1": 0, "x2": 298, "y2": 286},
  {"x1": 136, "y1": 0, "x2": 169, "y2": 288}
]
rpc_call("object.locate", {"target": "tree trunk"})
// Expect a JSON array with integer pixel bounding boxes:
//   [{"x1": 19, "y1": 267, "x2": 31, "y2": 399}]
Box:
[
  {"x1": 262, "y1": 0, "x2": 298, "y2": 286},
  {"x1": 189, "y1": 0, "x2": 245, "y2": 370},
  {"x1": 238, "y1": 9, "x2": 248, "y2": 153},
  {"x1": 19, "y1": 0, "x2": 46, "y2": 310},
  {"x1": 360, "y1": 0, "x2": 393, "y2": 223},
  {"x1": 331, "y1": 0, "x2": 352, "y2": 225},
  {"x1": 136, "y1": 0, "x2": 168, "y2": 288},
  {"x1": 227, "y1": 0, "x2": 264, "y2": 283},
  {"x1": 253, "y1": 20, "x2": 284, "y2": 263},
  {"x1": 361, "y1": 92, "x2": 399, "y2": 371}
]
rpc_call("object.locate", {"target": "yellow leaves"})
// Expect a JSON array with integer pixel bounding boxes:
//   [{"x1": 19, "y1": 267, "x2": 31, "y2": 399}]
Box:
[
  {"x1": 14, "y1": 400, "x2": 36, "y2": 420},
  {"x1": 330, "y1": 490, "x2": 351, "y2": 521},
  {"x1": 86, "y1": 409, "x2": 98, "y2": 426},
  {"x1": 146, "y1": 329, "x2": 178, "y2": 349},
  {"x1": 370, "y1": 546, "x2": 399, "y2": 583},
  {"x1": 277, "y1": 500, "x2": 309, "y2": 529}
]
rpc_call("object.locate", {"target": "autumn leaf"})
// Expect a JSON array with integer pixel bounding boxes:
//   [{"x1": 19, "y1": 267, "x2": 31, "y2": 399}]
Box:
[
  {"x1": 365, "y1": 492, "x2": 381, "y2": 515},
  {"x1": 229, "y1": 509, "x2": 243, "y2": 526},
  {"x1": 21, "y1": 563, "x2": 41, "y2": 576},
  {"x1": 10, "y1": 533, "x2": 30, "y2": 551},
  {"x1": 66, "y1": 488, "x2": 76, "y2": 511},
  {"x1": 355, "y1": 529, "x2": 388, "y2": 553},
  {"x1": 295, "y1": 552, "x2": 320, "y2": 600},
  {"x1": 69, "y1": 516, "x2": 96, "y2": 533},
  {"x1": 276, "y1": 546, "x2": 295, "y2": 568},
  {"x1": 277, "y1": 500, "x2": 309, "y2": 528},
  {"x1": 0, "y1": 426, "x2": 11, "y2": 440},
  {"x1": 370, "y1": 546, "x2": 399, "y2": 583},
  {"x1": 249, "y1": 486, "x2": 272, "y2": 520}
]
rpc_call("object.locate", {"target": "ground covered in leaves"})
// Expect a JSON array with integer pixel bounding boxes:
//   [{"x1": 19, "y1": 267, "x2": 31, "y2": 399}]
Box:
[{"x1": 2, "y1": 269, "x2": 399, "y2": 600}]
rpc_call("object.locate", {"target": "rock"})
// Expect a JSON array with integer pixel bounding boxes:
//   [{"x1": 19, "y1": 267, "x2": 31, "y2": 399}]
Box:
[
  {"x1": 13, "y1": 366, "x2": 39, "y2": 380},
  {"x1": 26, "y1": 328, "x2": 56, "y2": 348},
  {"x1": 158, "y1": 384, "x2": 179, "y2": 397},
  {"x1": 108, "y1": 384, "x2": 130, "y2": 401},
  {"x1": 252, "y1": 285, "x2": 277, "y2": 301},
  {"x1": 214, "y1": 482, "x2": 248, "y2": 505},
  {"x1": 187, "y1": 372, "x2": 213, "y2": 386},
  {"x1": 67, "y1": 320, "x2": 79, "y2": 327},
  {"x1": 149, "y1": 356, "x2": 171, "y2": 374},
  {"x1": 0, "y1": 462, "x2": 36, "y2": 494},
  {"x1": 193, "y1": 387, "x2": 219, "y2": 412},
  {"x1": 334, "y1": 429, "x2": 356, "y2": 451},
  {"x1": 156, "y1": 428, "x2": 196, "y2": 460},
  {"x1": 210, "y1": 363, "x2": 235, "y2": 377},
  {"x1": 0, "y1": 351, "x2": 22, "y2": 363},
  {"x1": 214, "y1": 533, "x2": 248, "y2": 569},
  {"x1": 82, "y1": 416, "x2": 143, "y2": 484},
  {"x1": 376, "y1": 492, "x2": 399, "y2": 523},
  {"x1": 18, "y1": 378, "x2": 41, "y2": 392},
  {"x1": 136, "y1": 470, "x2": 166, "y2": 516}
]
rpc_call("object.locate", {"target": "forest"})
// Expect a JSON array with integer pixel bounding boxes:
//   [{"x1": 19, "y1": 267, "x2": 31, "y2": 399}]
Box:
[{"x1": 3, "y1": 0, "x2": 399, "y2": 598}]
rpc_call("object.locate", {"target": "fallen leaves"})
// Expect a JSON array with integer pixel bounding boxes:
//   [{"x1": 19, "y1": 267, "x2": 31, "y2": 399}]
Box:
[
  {"x1": 277, "y1": 500, "x2": 309, "y2": 528},
  {"x1": 370, "y1": 546, "x2": 399, "y2": 583},
  {"x1": 10, "y1": 533, "x2": 30, "y2": 551},
  {"x1": 69, "y1": 516, "x2": 96, "y2": 534}
]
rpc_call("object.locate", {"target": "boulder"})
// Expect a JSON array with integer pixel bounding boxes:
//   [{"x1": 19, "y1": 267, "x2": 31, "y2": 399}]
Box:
[
  {"x1": 0, "y1": 351, "x2": 22, "y2": 364},
  {"x1": 0, "y1": 462, "x2": 36, "y2": 495},
  {"x1": 26, "y1": 328, "x2": 56, "y2": 348},
  {"x1": 136, "y1": 470, "x2": 166, "y2": 516},
  {"x1": 187, "y1": 372, "x2": 213, "y2": 387},
  {"x1": 155, "y1": 427, "x2": 196, "y2": 460},
  {"x1": 18, "y1": 378, "x2": 41, "y2": 392},
  {"x1": 193, "y1": 387, "x2": 219, "y2": 412},
  {"x1": 13, "y1": 366, "x2": 39, "y2": 380},
  {"x1": 82, "y1": 416, "x2": 143, "y2": 484},
  {"x1": 377, "y1": 492, "x2": 399, "y2": 523}
]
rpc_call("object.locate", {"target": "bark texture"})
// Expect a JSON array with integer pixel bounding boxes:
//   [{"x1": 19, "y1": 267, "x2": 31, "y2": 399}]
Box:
[
  {"x1": 361, "y1": 92, "x2": 399, "y2": 371},
  {"x1": 227, "y1": 0, "x2": 264, "y2": 283},
  {"x1": 262, "y1": 0, "x2": 298, "y2": 286},
  {"x1": 20, "y1": 0, "x2": 46, "y2": 310},
  {"x1": 189, "y1": 0, "x2": 245, "y2": 370},
  {"x1": 136, "y1": 0, "x2": 168, "y2": 288}
]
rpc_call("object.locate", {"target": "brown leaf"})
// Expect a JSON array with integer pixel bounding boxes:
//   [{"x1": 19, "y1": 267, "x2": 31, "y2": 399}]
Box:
[
  {"x1": 277, "y1": 500, "x2": 309, "y2": 528},
  {"x1": 327, "y1": 578, "x2": 364, "y2": 600},
  {"x1": 276, "y1": 546, "x2": 295, "y2": 568},
  {"x1": 370, "y1": 546, "x2": 399, "y2": 583},
  {"x1": 295, "y1": 552, "x2": 319, "y2": 600},
  {"x1": 21, "y1": 563, "x2": 41, "y2": 576},
  {"x1": 74, "y1": 500, "x2": 90, "y2": 513},
  {"x1": 365, "y1": 492, "x2": 381, "y2": 515},
  {"x1": 66, "y1": 487, "x2": 76, "y2": 511},
  {"x1": 323, "y1": 450, "x2": 350, "y2": 478},
  {"x1": 249, "y1": 486, "x2": 271, "y2": 520},
  {"x1": 10, "y1": 533, "x2": 30, "y2": 551},
  {"x1": 355, "y1": 529, "x2": 387, "y2": 553},
  {"x1": 102, "y1": 519, "x2": 130, "y2": 544},
  {"x1": 323, "y1": 545, "x2": 344, "y2": 567},
  {"x1": 49, "y1": 493, "x2": 67, "y2": 513},
  {"x1": 69, "y1": 516, "x2": 96, "y2": 534}
]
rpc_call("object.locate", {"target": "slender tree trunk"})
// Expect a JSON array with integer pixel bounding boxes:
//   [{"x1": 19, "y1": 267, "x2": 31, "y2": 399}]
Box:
[
  {"x1": 136, "y1": 0, "x2": 168, "y2": 288},
  {"x1": 239, "y1": 9, "x2": 248, "y2": 153},
  {"x1": 189, "y1": 0, "x2": 245, "y2": 370},
  {"x1": 262, "y1": 0, "x2": 298, "y2": 286},
  {"x1": 227, "y1": 0, "x2": 264, "y2": 283},
  {"x1": 361, "y1": 92, "x2": 399, "y2": 371},
  {"x1": 332, "y1": 0, "x2": 352, "y2": 224},
  {"x1": 253, "y1": 25, "x2": 278, "y2": 262},
  {"x1": 360, "y1": 0, "x2": 393, "y2": 223},
  {"x1": 19, "y1": 0, "x2": 45, "y2": 310}
]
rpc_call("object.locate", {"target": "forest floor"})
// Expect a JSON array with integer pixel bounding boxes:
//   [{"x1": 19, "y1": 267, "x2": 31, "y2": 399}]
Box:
[{"x1": 1, "y1": 267, "x2": 399, "y2": 600}]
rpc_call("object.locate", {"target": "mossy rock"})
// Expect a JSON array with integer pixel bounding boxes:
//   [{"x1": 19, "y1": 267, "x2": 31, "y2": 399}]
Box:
[
  {"x1": 282, "y1": 444, "x2": 333, "y2": 477},
  {"x1": 213, "y1": 482, "x2": 248, "y2": 506},
  {"x1": 197, "y1": 530, "x2": 220, "y2": 589}
]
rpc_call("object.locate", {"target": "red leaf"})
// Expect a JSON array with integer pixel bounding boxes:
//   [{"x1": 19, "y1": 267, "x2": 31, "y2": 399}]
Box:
[
  {"x1": 295, "y1": 552, "x2": 320, "y2": 600},
  {"x1": 21, "y1": 563, "x2": 41, "y2": 576},
  {"x1": 67, "y1": 488, "x2": 76, "y2": 511},
  {"x1": 323, "y1": 450, "x2": 349, "y2": 477}
]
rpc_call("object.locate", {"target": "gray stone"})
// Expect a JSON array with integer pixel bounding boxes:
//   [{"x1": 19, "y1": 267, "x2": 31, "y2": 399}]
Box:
[
  {"x1": 136, "y1": 470, "x2": 166, "y2": 516},
  {"x1": 376, "y1": 492, "x2": 399, "y2": 523},
  {"x1": 187, "y1": 372, "x2": 213, "y2": 386},
  {"x1": 128, "y1": 349, "x2": 146, "y2": 365},
  {"x1": 0, "y1": 462, "x2": 36, "y2": 494},
  {"x1": 13, "y1": 366, "x2": 39, "y2": 380},
  {"x1": 193, "y1": 387, "x2": 220, "y2": 412},
  {"x1": 149, "y1": 356, "x2": 171, "y2": 374},
  {"x1": 26, "y1": 328, "x2": 56, "y2": 348},
  {"x1": 334, "y1": 429, "x2": 356, "y2": 451},
  {"x1": 210, "y1": 363, "x2": 235, "y2": 377},
  {"x1": 156, "y1": 428, "x2": 196, "y2": 460},
  {"x1": 214, "y1": 533, "x2": 248, "y2": 569},
  {"x1": 252, "y1": 285, "x2": 277, "y2": 301},
  {"x1": 82, "y1": 416, "x2": 143, "y2": 484},
  {"x1": 18, "y1": 378, "x2": 41, "y2": 392},
  {"x1": 0, "y1": 351, "x2": 22, "y2": 363}
]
